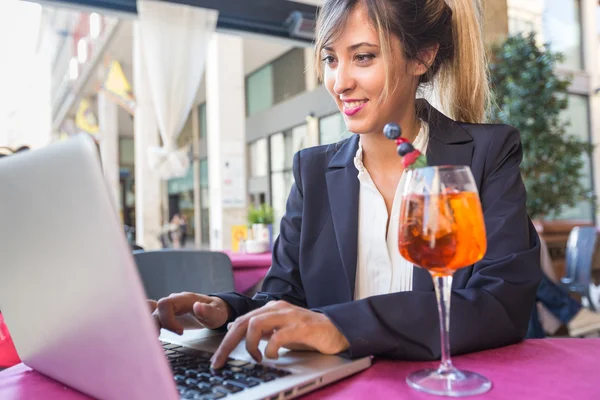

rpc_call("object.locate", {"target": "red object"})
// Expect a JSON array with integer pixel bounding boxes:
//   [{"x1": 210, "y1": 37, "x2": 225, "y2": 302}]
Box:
[
  {"x1": 223, "y1": 251, "x2": 272, "y2": 294},
  {"x1": 1, "y1": 339, "x2": 599, "y2": 399},
  {"x1": 401, "y1": 150, "x2": 421, "y2": 168},
  {"x1": 395, "y1": 137, "x2": 409, "y2": 146},
  {"x1": 0, "y1": 314, "x2": 20, "y2": 369}
]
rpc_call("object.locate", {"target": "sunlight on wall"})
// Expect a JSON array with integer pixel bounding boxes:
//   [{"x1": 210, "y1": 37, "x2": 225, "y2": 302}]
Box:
[{"x1": 0, "y1": 0, "x2": 48, "y2": 149}]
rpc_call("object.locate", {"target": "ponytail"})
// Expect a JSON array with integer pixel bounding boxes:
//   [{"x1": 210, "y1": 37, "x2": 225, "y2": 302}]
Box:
[{"x1": 439, "y1": 0, "x2": 489, "y2": 123}]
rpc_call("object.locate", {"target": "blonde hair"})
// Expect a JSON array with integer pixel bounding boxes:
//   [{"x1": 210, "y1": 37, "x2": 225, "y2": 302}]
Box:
[{"x1": 315, "y1": 0, "x2": 490, "y2": 123}]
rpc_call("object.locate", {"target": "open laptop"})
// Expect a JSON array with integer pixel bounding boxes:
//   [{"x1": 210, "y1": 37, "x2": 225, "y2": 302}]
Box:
[{"x1": 0, "y1": 134, "x2": 371, "y2": 400}]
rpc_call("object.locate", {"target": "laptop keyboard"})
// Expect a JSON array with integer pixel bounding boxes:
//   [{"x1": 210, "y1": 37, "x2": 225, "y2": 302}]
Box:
[{"x1": 160, "y1": 341, "x2": 291, "y2": 399}]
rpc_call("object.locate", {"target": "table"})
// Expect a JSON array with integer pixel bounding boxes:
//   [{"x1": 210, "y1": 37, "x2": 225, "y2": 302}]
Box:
[
  {"x1": 1, "y1": 339, "x2": 598, "y2": 399},
  {"x1": 224, "y1": 252, "x2": 271, "y2": 294}
]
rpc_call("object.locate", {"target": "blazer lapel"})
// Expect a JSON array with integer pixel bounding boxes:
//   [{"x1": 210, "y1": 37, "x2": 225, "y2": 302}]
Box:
[
  {"x1": 412, "y1": 100, "x2": 476, "y2": 291},
  {"x1": 321, "y1": 102, "x2": 477, "y2": 294},
  {"x1": 326, "y1": 135, "x2": 360, "y2": 299}
]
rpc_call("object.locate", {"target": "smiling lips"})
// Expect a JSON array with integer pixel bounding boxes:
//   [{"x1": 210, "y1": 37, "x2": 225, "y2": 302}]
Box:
[{"x1": 342, "y1": 99, "x2": 368, "y2": 116}]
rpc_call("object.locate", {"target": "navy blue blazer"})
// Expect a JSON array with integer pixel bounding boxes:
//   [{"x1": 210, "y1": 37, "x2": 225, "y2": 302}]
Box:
[{"x1": 216, "y1": 100, "x2": 542, "y2": 361}]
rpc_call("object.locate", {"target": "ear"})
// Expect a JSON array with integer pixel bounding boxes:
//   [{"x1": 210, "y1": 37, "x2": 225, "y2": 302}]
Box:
[{"x1": 412, "y1": 44, "x2": 440, "y2": 77}]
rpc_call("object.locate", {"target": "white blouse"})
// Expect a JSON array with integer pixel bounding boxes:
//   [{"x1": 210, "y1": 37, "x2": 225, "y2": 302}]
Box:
[{"x1": 354, "y1": 122, "x2": 430, "y2": 300}]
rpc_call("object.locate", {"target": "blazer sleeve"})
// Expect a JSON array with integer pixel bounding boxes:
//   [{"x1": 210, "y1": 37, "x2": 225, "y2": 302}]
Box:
[
  {"x1": 317, "y1": 127, "x2": 542, "y2": 360},
  {"x1": 211, "y1": 151, "x2": 307, "y2": 321}
]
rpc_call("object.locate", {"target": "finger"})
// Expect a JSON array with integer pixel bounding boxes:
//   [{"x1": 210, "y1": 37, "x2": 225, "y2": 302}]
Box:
[
  {"x1": 156, "y1": 297, "x2": 184, "y2": 335},
  {"x1": 211, "y1": 318, "x2": 250, "y2": 369},
  {"x1": 264, "y1": 327, "x2": 305, "y2": 360},
  {"x1": 156, "y1": 293, "x2": 209, "y2": 335},
  {"x1": 148, "y1": 300, "x2": 158, "y2": 313},
  {"x1": 152, "y1": 310, "x2": 163, "y2": 335},
  {"x1": 245, "y1": 312, "x2": 295, "y2": 364},
  {"x1": 193, "y1": 301, "x2": 225, "y2": 329},
  {"x1": 211, "y1": 301, "x2": 291, "y2": 368}
]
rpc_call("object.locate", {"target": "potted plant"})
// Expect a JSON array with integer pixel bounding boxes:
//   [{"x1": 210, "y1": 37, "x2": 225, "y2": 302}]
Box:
[
  {"x1": 489, "y1": 33, "x2": 595, "y2": 221},
  {"x1": 247, "y1": 203, "x2": 275, "y2": 253},
  {"x1": 489, "y1": 33, "x2": 596, "y2": 277}
]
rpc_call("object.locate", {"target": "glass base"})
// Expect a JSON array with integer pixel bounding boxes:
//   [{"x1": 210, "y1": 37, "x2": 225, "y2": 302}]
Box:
[{"x1": 407, "y1": 367, "x2": 492, "y2": 397}]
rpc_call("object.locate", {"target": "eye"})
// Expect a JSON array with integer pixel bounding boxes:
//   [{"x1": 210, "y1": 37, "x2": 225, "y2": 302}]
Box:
[
  {"x1": 322, "y1": 55, "x2": 337, "y2": 65},
  {"x1": 355, "y1": 54, "x2": 375, "y2": 64}
]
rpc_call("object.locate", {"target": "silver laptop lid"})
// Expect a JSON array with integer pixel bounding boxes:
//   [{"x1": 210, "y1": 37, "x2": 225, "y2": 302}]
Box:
[{"x1": 0, "y1": 134, "x2": 177, "y2": 400}]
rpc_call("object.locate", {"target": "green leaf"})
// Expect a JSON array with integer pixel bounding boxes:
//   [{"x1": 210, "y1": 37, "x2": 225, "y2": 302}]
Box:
[{"x1": 489, "y1": 33, "x2": 595, "y2": 219}]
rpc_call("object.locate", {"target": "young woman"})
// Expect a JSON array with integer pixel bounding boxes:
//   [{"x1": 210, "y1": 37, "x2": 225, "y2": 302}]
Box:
[{"x1": 151, "y1": 0, "x2": 541, "y2": 368}]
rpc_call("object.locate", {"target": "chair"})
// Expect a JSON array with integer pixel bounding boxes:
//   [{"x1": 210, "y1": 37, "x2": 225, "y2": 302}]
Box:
[
  {"x1": 133, "y1": 250, "x2": 235, "y2": 300},
  {"x1": 560, "y1": 226, "x2": 597, "y2": 311}
]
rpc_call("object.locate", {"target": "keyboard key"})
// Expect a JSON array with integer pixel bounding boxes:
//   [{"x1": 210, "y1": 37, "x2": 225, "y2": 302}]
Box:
[
  {"x1": 185, "y1": 370, "x2": 198, "y2": 378},
  {"x1": 194, "y1": 382, "x2": 212, "y2": 391},
  {"x1": 247, "y1": 375, "x2": 275, "y2": 383},
  {"x1": 177, "y1": 385, "x2": 187, "y2": 393},
  {"x1": 264, "y1": 367, "x2": 290, "y2": 376},
  {"x1": 176, "y1": 347, "x2": 213, "y2": 360},
  {"x1": 210, "y1": 369, "x2": 229, "y2": 378},
  {"x1": 197, "y1": 392, "x2": 226, "y2": 400},
  {"x1": 185, "y1": 378, "x2": 199, "y2": 387},
  {"x1": 183, "y1": 389, "x2": 202, "y2": 399},
  {"x1": 225, "y1": 379, "x2": 259, "y2": 388},
  {"x1": 213, "y1": 383, "x2": 244, "y2": 394},
  {"x1": 174, "y1": 375, "x2": 186, "y2": 384},
  {"x1": 196, "y1": 374, "x2": 211, "y2": 383},
  {"x1": 163, "y1": 343, "x2": 183, "y2": 350},
  {"x1": 227, "y1": 360, "x2": 249, "y2": 367}
]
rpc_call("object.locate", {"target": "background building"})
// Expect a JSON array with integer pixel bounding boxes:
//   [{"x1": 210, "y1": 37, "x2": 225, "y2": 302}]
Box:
[{"x1": 7, "y1": 0, "x2": 600, "y2": 250}]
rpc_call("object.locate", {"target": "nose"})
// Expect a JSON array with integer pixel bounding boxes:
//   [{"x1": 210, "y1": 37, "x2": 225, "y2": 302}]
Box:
[{"x1": 333, "y1": 62, "x2": 355, "y2": 95}]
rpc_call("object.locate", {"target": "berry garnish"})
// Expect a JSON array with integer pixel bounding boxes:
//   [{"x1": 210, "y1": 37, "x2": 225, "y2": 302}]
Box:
[
  {"x1": 383, "y1": 123, "x2": 401, "y2": 140},
  {"x1": 397, "y1": 142, "x2": 414, "y2": 157},
  {"x1": 383, "y1": 121, "x2": 428, "y2": 169}
]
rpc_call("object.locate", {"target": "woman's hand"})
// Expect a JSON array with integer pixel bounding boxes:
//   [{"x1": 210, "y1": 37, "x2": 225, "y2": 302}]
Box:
[
  {"x1": 210, "y1": 300, "x2": 350, "y2": 369},
  {"x1": 149, "y1": 292, "x2": 231, "y2": 335}
]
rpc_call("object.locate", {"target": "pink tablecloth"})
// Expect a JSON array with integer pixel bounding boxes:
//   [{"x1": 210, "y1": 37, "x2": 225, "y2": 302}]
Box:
[
  {"x1": 224, "y1": 252, "x2": 272, "y2": 294},
  {"x1": 1, "y1": 339, "x2": 598, "y2": 399},
  {"x1": 0, "y1": 314, "x2": 19, "y2": 369}
]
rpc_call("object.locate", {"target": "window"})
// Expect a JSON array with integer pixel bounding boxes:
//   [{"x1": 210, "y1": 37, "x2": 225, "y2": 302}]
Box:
[
  {"x1": 509, "y1": 17, "x2": 535, "y2": 36},
  {"x1": 319, "y1": 113, "x2": 351, "y2": 145},
  {"x1": 270, "y1": 124, "x2": 309, "y2": 235},
  {"x1": 542, "y1": 0, "x2": 583, "y2": 70},
  {"x1": 555, "y1": 94, "x2": 593, "y2": 221},
  {"x1": 246, "y1": 65, "x2": 274, "y2": 116},
  {"x1": 245, "y1": 49, "x2": 306, "y2": 116},
  {"x1": 200, "y1": 158, "x2": 210, "y2": 245},
  {"x1": 249, "y1": 138, "x2": 268, "y2": 178},
  {"x1": 199, "y1": 103, "x2": 207, "y2": 139},
  {"x1": 119, "y1": 137, "x2": 134, "y2": 166},
  {"x1": 272, "y1": 48, "x2": 306, "y2": 104}
]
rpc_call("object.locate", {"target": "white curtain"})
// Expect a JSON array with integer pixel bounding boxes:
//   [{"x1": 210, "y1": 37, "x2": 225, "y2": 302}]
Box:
[{"x1": 137, "y1": 0, "x2": 218, "y2": 179}]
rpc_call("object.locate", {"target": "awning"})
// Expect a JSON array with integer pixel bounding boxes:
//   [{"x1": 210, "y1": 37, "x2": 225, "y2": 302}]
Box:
[{"x1": 37, "y1": 0, "x2": 318, "y2": 42}]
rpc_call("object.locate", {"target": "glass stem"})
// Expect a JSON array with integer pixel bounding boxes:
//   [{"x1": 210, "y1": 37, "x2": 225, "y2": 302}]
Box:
[{"x1": 433, "y1": 273, "x2": 454, "y2": 373}]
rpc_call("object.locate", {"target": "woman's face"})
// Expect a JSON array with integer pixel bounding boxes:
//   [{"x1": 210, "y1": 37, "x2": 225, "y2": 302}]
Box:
[{"x1": 321, "y1": 6, "x2": 420, "y2": 135}]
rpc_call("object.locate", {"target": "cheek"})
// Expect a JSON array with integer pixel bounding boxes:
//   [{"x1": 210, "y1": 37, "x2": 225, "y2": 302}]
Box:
[
  {"x1": 356, "y1": 66, "x2": 386, "y2": 100},
  {"x1": 323, "y1": 70, "x2": 336, "y2": 97}
]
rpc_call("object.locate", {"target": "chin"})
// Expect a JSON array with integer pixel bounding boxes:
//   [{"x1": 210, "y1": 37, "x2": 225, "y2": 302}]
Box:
[{"x1": 344, "y1": 119, "x2": 379, "y2": 135}]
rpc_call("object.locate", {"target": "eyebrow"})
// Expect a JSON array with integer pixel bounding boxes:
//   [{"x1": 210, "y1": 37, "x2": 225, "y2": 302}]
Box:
[{"x1": 323, "y1": 42, "x2": 379, "y2": 52}]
